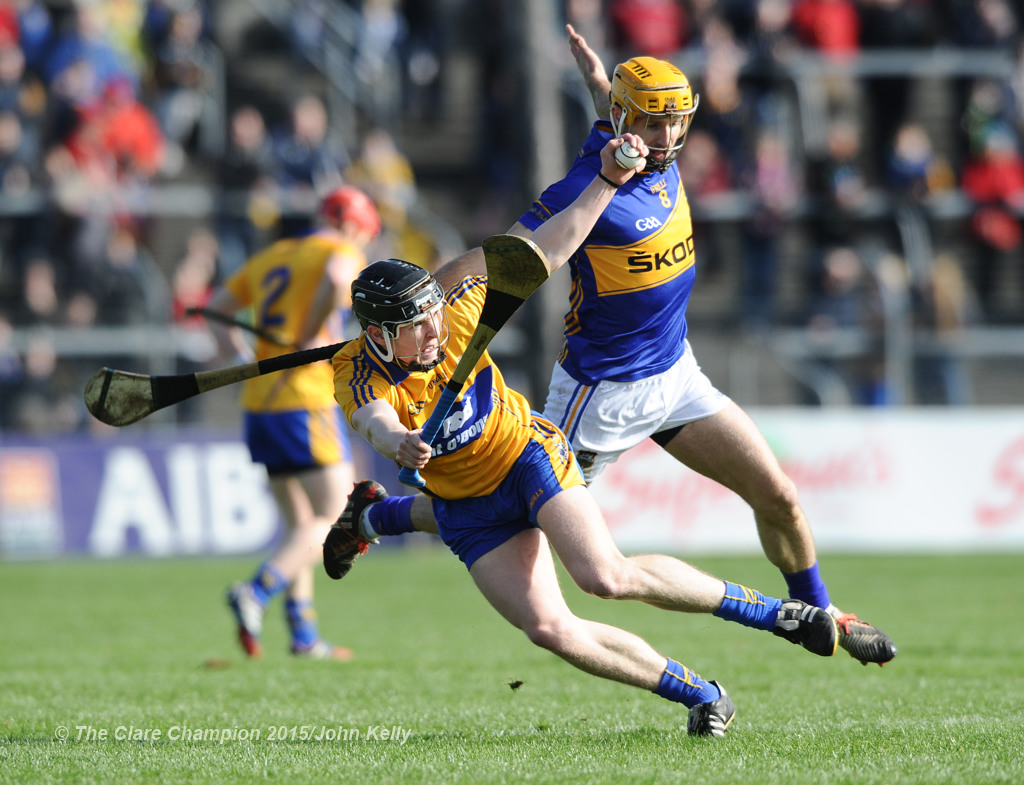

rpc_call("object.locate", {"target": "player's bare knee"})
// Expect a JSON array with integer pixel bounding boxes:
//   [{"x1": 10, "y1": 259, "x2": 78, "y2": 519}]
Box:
[
  {"x1": 572, "y1": 562, "x2": 633, "y2": 600},
  {"x1": 754, "y1": 477, "x2": 801, "y2": 524},
  {"x1": 522, "y1": 618, "x2": 575, "y2": 653}
]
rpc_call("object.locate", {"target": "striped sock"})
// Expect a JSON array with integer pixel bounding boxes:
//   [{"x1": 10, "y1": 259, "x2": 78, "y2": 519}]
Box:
[
  {"x1": 250, "y1": 561, "x2": 287, "y2": 606},
  {"x1": 653, "y1": 658, "x2": 720, "y2": 708},
  {"x1": 713, "y1": 581, "x2": 783, "y2": 631},
  {"x1": 285, "y1": 599, "x2": 319, "y2": 648}
]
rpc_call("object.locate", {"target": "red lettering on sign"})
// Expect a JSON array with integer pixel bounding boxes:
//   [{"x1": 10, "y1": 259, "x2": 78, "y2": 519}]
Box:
[{"x1": 975, "y1": 435, "x2": 1024, "y2": 528}]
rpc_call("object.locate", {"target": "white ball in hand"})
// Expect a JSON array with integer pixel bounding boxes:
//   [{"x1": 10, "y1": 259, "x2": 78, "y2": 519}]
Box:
[{"x1": 614, "y1": 141, "x2": 645, "y2": 171}]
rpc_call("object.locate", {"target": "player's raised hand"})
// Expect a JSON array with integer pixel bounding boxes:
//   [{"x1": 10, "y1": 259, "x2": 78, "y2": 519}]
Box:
[{"x1": 567, "y1": 24, "x2": 611, "y2": 120}]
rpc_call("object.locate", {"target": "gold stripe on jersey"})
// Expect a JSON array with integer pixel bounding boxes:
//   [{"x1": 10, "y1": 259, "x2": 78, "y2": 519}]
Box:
[
  {"x1": 564, "y1": 276, "x2": 585, "y2": 337},
  {"x1": 556, "y1": 341, "x2": 568, "y2": 366},
  {"x1": 588, "y1": 198, "x2": 695, "y2": 297}
]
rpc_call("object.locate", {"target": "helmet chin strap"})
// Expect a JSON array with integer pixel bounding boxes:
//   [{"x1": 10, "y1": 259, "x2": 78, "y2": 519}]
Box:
[
  {"x1": 612, "y1": 107, "x2": 627, "y2": 140},
  {"x1": 397, "y1": 349, "x2": 446, "y2": 373},
  {"x1": 366, "y1": 330, "x2": 397, "y2": 363}
]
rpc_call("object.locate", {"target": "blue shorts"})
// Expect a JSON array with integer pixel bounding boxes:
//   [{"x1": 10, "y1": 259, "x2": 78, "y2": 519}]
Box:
[
  {"x1": 432, "y1": 421, "x2": 584, "y2": 569},
  {"x1": 244, "y1": 408, "x2": 350, "y2": 476}
]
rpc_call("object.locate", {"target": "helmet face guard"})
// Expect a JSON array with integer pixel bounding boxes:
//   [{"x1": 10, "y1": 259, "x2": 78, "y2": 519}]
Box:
[
  {"x1": 611, "y1": 57, "x2": 699, "y2": 173},
  {"x1": 352, "y1": 259, "x2": 449, "y2": 370}
]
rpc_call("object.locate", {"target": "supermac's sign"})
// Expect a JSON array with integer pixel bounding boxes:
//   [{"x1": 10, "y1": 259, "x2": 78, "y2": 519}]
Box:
[{"x1": 590, "y1": 408, "x2": 1024, "y2": 554}]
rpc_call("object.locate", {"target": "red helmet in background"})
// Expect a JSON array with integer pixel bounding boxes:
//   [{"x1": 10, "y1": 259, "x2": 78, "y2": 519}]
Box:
[{"x1": 319, "y1": 186, "x2": 382, "y2": 238}]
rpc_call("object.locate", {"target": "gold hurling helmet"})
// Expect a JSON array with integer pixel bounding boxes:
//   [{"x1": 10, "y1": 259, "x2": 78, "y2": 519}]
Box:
[{"x1": 611, "y1": 56, "x2": 699, "y2": 173}]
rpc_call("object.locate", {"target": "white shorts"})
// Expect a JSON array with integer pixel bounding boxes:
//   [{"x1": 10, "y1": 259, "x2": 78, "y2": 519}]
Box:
[{"x1": 541, "y1": 340, "x2": 729, "y2": 482}]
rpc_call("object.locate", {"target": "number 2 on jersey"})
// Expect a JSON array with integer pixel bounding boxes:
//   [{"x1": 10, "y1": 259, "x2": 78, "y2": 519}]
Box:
[{"x1": 259, "y1": 266, "x2": 291, "y2": 330}]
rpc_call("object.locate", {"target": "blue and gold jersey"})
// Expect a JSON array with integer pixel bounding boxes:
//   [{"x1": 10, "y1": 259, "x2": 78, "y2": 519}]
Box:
[
  {"x1": 225, "y1": 230, "x2": 361, "y2": 412},
  {"x1": 519, "y1": 120, "x2": 697, "y2": 385},
  {"x1": 333, "y1": 276, "x2": 538, "y2": 500}
]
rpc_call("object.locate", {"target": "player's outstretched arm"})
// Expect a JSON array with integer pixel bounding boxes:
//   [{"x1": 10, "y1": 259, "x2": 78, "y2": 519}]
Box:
[
  {"x1": 435, "y1": 135, "x2": 646, "y2": 289},
  {"x1": 434, "y1": 246, "x2": 485, "y2": 291},
  {"x1": 433, "y1": 226, "x2": 532, "y2": 290},
  {"x1": 529, "y1": 134, "x2": 646, "y2": 270},
  {"x1": 351, "y1": 399, "x2": 432, "y2": 470},
  {"x1": 567, "y1": 23, "x2": 611, "y2": 121}
]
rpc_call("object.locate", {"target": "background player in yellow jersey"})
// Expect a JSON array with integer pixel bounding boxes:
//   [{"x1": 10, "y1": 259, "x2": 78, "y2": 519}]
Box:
[
  {"x1": 325, "y1": 136, "x2": 842, "y2": 738},
  {"x1": 207, "y1": 185, "x2": 380, "y2": 660}
]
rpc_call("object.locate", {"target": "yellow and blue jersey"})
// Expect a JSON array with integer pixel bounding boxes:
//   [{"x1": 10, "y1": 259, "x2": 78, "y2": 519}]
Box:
[
  {"x1": 333, "y1": 275, "x2": 540, "y2": 500},
  {"x1": 225, "y1": 230, "x2": 357, "y2": 413},
  {"x1": 519, "y1": 120, "x2": 697, "y2": 385}
]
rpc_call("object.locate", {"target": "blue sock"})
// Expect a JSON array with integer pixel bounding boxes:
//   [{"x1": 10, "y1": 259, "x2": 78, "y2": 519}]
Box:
[
  {"x1": 249, "y1": 562, "x2": 287, "y2": 606},
  {"x1": 783, "y1": 563, "x2": 831, "y2": 609},
  {"x1": 367, "y1": 495, "x2": 416, "y2": 537},
  {"x1": 713, "y1": 581, "x2": 783, "y2": 631},
  {"x1": 285, "y1": 599, "x2": 319, "y2": 648},
  {"x1": 653, "y1": 658, "x2": 720, "y2": 708}
]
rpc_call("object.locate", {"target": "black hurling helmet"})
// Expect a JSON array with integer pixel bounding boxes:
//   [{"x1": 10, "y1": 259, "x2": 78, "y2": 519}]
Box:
[{"x1": 352, "y1": 259, "x2": 449, "y2": 370}]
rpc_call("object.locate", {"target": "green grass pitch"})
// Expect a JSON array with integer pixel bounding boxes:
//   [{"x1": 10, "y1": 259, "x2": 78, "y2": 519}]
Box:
[{"x1": 2, "y1": 547, "x2": 1022, "y2": 785}]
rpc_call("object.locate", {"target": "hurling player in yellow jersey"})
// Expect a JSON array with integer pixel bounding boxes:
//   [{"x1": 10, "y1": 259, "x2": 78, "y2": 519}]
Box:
[
  {"x1": 326, "y1": 136, "x2": 842, "y2": 738},
  {"x1": 207, "y1": 186, "x2": 380, "y2": 660}
]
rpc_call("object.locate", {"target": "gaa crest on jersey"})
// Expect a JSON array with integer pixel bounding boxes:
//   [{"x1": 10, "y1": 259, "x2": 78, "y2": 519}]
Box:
[{"x1": 556, "y1": 437, "x2": 570, "y2": 465}]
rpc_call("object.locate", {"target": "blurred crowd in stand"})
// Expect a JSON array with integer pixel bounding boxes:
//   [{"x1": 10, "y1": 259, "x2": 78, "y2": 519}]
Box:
[
  {"x1": 0, "y1": 0, "x2": 431, "y2": 434},
  {"x1": 1, "y1": 0, "x2": 1024, "y2": 435}
]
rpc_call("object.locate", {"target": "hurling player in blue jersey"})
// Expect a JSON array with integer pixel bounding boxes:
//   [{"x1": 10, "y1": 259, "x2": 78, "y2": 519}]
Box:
[{"x1": 329, "y1": 26, "x2": 896, "y2": 667}]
